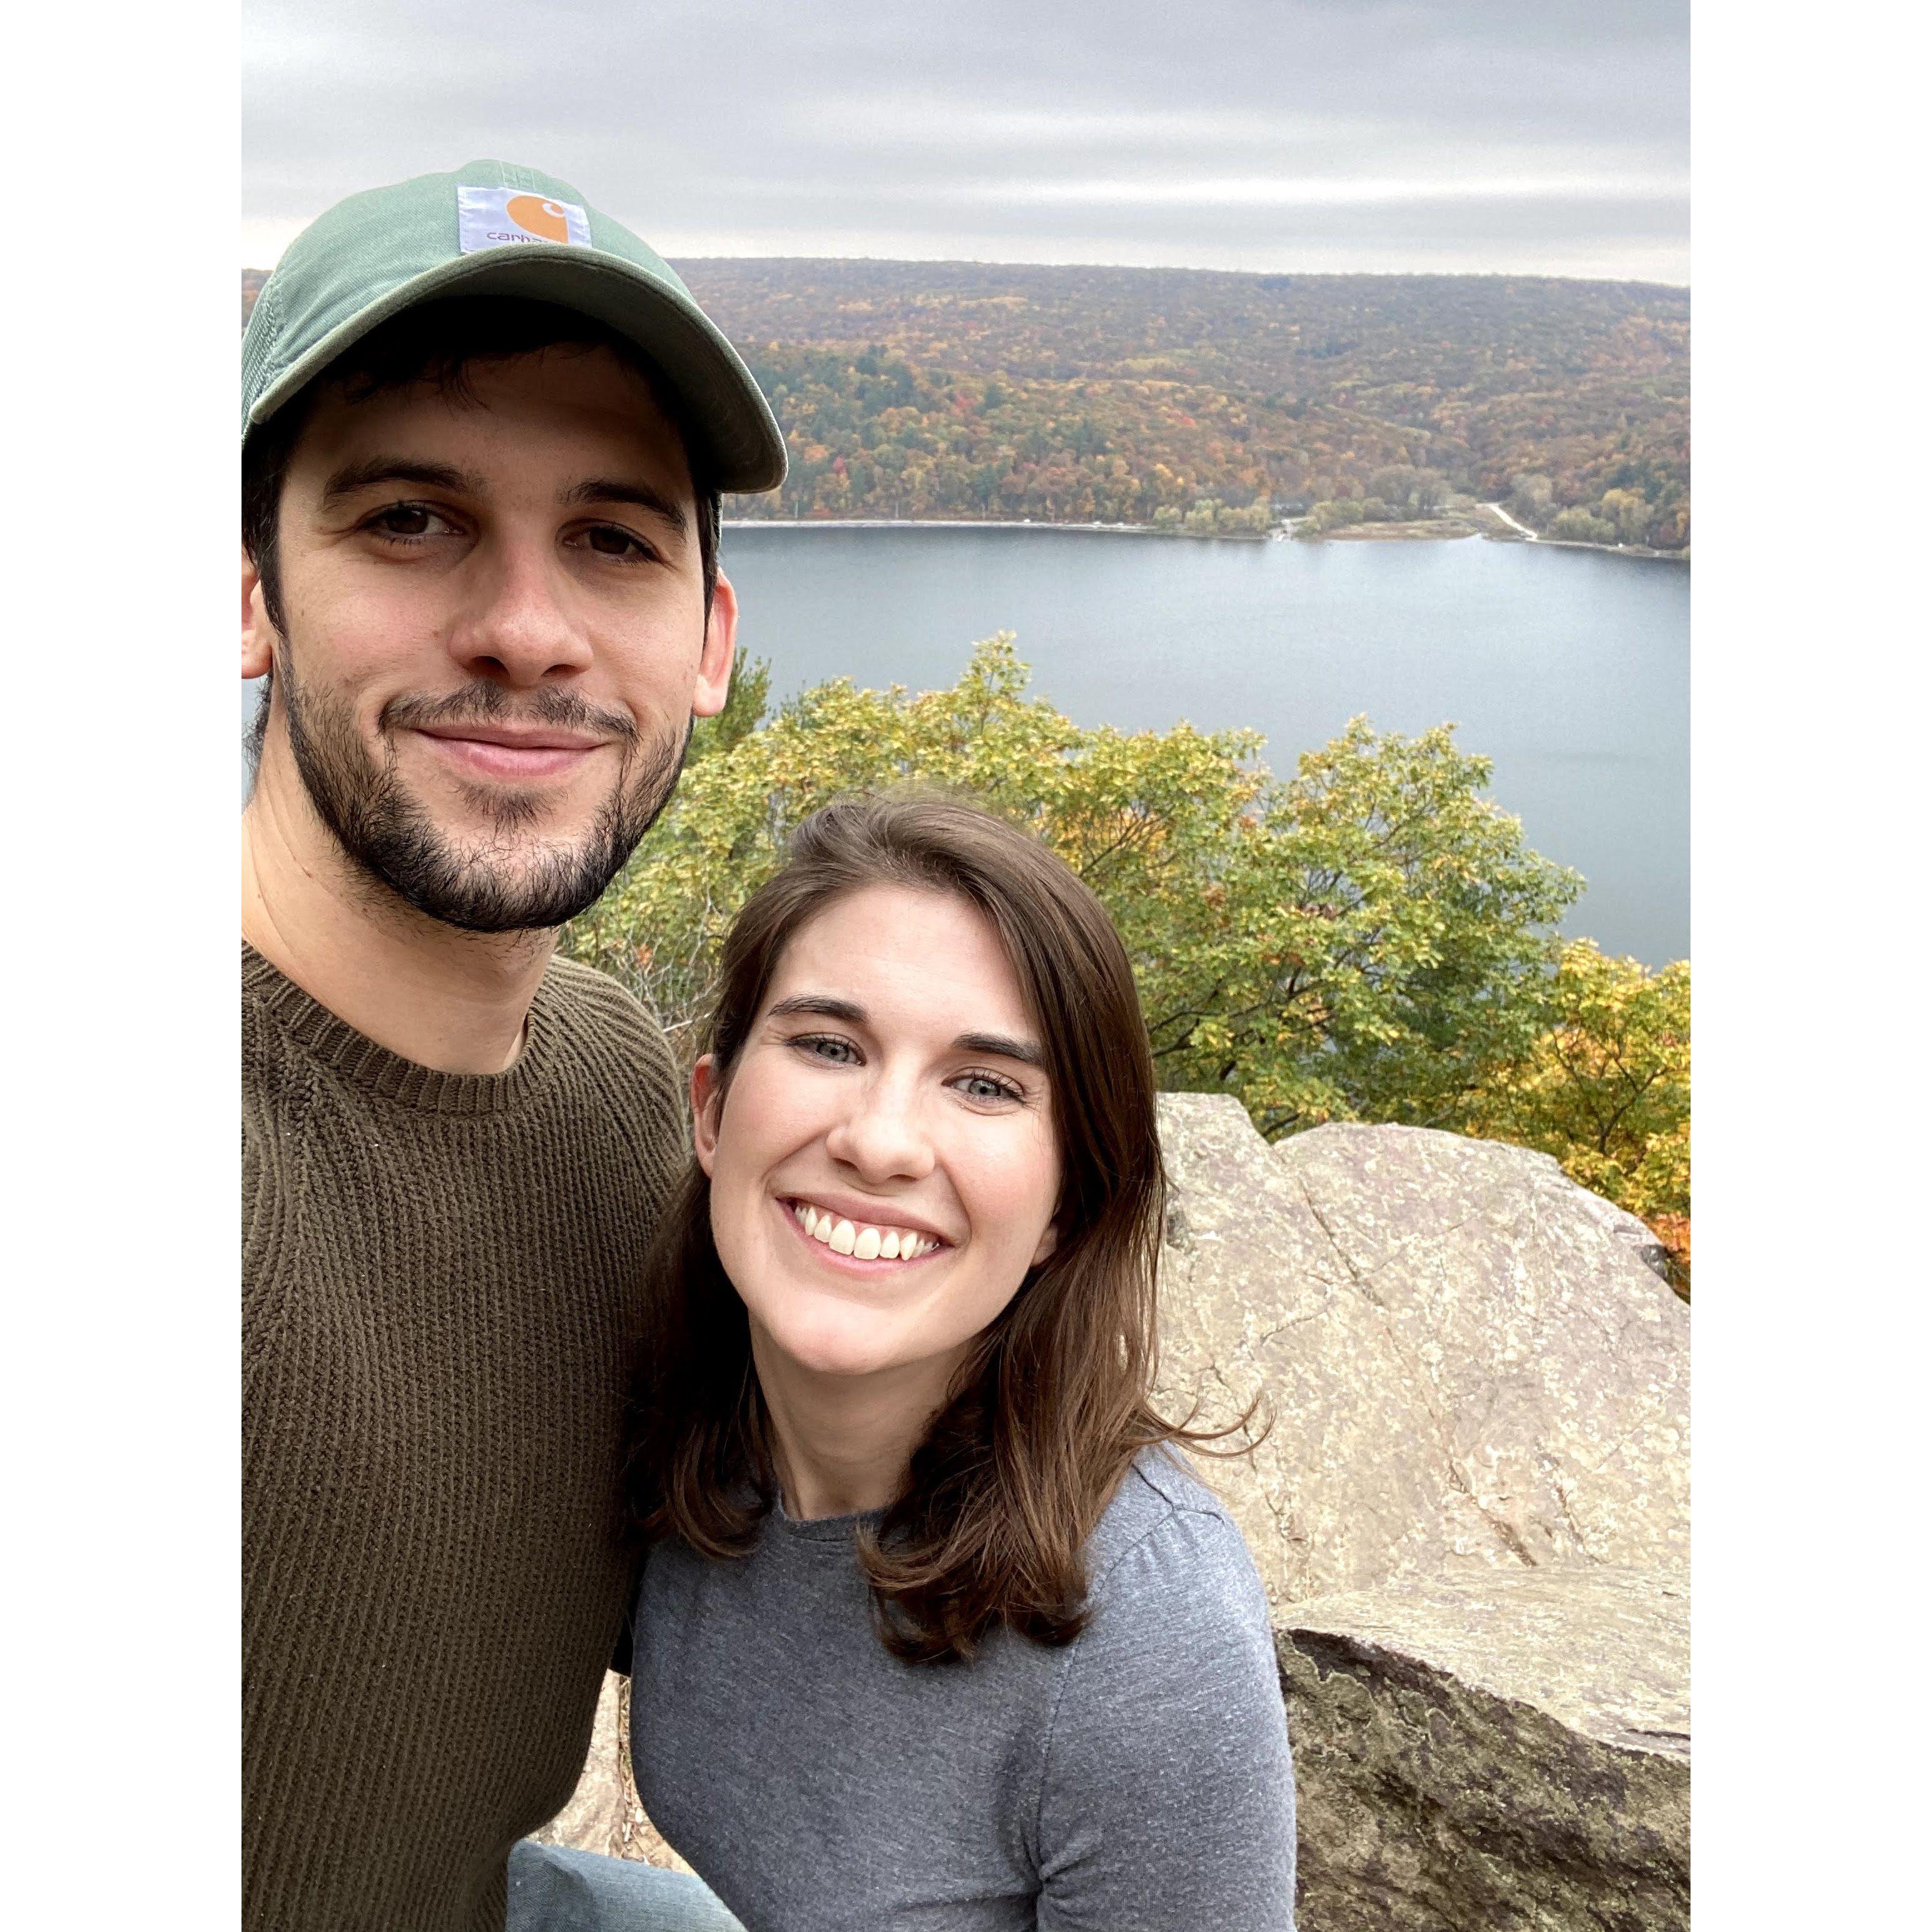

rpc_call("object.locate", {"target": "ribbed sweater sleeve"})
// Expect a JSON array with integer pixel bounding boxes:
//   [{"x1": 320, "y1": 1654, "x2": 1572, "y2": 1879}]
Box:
[{"x1": 242, "y1": 944, "x2": 685, "y2": 1932}]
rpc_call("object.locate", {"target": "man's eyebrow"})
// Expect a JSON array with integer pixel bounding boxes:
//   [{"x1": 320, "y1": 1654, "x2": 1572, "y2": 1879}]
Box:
[
  {"x1": 768, "y1": 994, "x2": 866, "y2": 1024},
  {"x1": 320, "y1": 457, "x2": 483, "y2": 504},
  {"x1": 559, "y1": 477, "x2": 689, "y2": 536},
  {"x1": 954, "y1": 1031, "x2": 1044, "y2": 1069}
]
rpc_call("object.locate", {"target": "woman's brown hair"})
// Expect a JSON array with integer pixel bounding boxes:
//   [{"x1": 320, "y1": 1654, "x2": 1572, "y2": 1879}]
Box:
[{"x1": 621, "y1": 790, "x2": 1243, "y2": 1665}]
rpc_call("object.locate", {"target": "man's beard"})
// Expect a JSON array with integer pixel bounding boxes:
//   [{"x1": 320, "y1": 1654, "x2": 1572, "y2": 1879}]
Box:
[{"x1": 278, "y1": 655, "x2": 688, "y2": 933}]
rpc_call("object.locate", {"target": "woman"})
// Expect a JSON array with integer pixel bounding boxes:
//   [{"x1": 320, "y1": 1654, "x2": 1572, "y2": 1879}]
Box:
[{"x1": 623, "y1": 791, "x2": 1296, "y2": 1932}]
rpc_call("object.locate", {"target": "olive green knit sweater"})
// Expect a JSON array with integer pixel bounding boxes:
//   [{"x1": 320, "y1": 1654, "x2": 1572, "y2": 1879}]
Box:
[{"x1": 242, "y1": 943, "x2": 685, "y2": 1931}]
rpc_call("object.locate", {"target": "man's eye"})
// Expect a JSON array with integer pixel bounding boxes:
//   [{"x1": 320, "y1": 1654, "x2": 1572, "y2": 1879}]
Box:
[
  {"x1": 367, "y1": 504, "x2": 442, "y2": 540},
  {"x1": 583, "y1": 524, "x2": 653, "y2": 561}
]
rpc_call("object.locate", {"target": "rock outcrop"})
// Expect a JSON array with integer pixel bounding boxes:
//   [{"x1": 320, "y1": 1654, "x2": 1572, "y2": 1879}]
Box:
[
  {"x1": 1278, "y1": 1566, "x2": 1689, "y2": 1931},
  {"x1": 1152, "y1": 1098, "x2": 1689, "y2": 1609},
  {"x1": 532, "y1": 1674, "x2": 693, "y2": 1874},
  {"x1": 542, "y1": 1104, "x2": 1692, "y2": 1925}
]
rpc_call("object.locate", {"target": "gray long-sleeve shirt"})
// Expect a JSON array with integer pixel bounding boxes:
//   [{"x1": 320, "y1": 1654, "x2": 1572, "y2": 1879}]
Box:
[{"x1": 629, "y1": 1447, "x2": 1296, "y2": 1932}]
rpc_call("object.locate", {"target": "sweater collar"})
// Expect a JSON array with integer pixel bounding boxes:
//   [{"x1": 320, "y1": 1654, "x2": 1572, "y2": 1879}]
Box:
[{"x1": 242, "y1": 940, "x2": 560, "y2": 1116}]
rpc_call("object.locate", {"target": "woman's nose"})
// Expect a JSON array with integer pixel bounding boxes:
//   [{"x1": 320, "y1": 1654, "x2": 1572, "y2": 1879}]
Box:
[{"x1": 824, "y1": 1079, "x2": 935, "y2": 1184}]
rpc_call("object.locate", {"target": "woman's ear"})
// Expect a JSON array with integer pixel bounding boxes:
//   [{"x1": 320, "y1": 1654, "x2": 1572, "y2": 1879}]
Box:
[
  {"x1": 691, "y1": 1055, "x2": 722, "y2": 1175},
  {"x1": 1029, "y1": 1216, "x2": 1061, "y2": 1269}
]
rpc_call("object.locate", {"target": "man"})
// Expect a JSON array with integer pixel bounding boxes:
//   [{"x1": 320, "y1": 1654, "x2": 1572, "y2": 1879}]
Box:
[{"x1": 242, "y1": 161, "x2": 781, "y2": 1931}]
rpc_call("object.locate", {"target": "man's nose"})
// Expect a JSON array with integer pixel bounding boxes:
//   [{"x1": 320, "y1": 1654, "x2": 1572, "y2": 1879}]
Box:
[
  {"x1": 447, "y1": 534, "x2": 594, "y2": 687},
  {"x1": 825, "y1": 1077, "x2": 936, "y2": 1185}
]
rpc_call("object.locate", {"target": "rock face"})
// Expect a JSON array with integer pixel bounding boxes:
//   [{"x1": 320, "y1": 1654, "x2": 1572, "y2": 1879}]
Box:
[
  {"x1": 532, "y1": 1674, "x2": 693, "y2": 1874},
  {"x1": 1278, "y1": 1567, "x2": 1689, "y2": 1932},
  {"x1": 1145, "y1": 1101, "x2": 1690, "y2": 1929},
  {"x1": 1152, "y1": 1099, "x2": 1690, "y2": 1610},
  {"x1": 531, "y1": 1670, "x2": 630, "y2": 1857}
]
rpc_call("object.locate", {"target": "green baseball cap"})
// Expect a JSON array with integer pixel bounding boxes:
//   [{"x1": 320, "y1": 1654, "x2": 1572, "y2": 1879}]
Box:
[{"x1": 240, "y1": 158, "x2": 786, "y2": 492}]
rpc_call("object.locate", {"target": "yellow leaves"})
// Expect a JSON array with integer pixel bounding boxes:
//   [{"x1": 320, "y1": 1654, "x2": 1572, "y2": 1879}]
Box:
[{"x1": 1463, "y1": 940, "x2": 1690, "y2": 1229}]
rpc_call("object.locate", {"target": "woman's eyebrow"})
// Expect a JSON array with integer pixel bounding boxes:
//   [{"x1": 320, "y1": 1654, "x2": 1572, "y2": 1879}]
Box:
[
  {"x1": 766, "y1": 1001, "x2": 1041, "y2": 1068},
  {"x1": 768, "y1": 994, "x2": 866, "y2": 1023},
  {"x1": 953, "y1": 1031, "x2": 1044, "y2": 1068}
]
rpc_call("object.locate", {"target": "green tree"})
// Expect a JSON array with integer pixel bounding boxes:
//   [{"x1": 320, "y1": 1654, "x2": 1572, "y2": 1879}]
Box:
[
  {"x1": 1298, "y1": 497, "x2": 1365, "y2": 536},
  {"x1": 1508, "y1": 472, "x2": 1554, "y2": 522},
  {"x1": 1598, "y1": 487, "x2": 1653, "y2": 546},
  {"x1": 1548, "y1": 506, "x2": 1617, "y2": 544},
  {"x1": 1150, "y1": 718, "x2": 1580, "y2": 1134},
  {"x1": 566, "y1": 638, "x2": 1580, "y2": 1137},
  {"x1": 1368, "y1": 465, "x2": 1446, "y2": 517}
]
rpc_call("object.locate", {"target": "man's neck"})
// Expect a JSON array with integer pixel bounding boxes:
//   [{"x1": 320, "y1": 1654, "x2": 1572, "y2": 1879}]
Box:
[{"x1": 241, "y1": 760, "x2": 554, "y2": 1077}]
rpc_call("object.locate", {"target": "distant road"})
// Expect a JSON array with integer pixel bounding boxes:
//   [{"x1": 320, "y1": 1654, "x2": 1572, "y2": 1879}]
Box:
[{"x1": 1485, "y1": 502, "x2": 1538, "y2": 539}]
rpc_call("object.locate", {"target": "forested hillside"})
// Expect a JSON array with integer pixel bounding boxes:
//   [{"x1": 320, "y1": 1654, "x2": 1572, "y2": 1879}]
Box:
[{"x1": 240, "y1": 261, "x2": 1688, "y2": 547}]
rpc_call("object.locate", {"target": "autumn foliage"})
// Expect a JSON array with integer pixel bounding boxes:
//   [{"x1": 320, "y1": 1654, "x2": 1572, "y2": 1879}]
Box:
[
  {"x1": 679, "y1": 260, "x2": 1689, "y2": 547},
  {"x1": 240, "y1": 262, "x2": 1689, "y2": 548},
  {"x1": 1459, "y1": 942, "x2": 1692, "y2": 1287}
]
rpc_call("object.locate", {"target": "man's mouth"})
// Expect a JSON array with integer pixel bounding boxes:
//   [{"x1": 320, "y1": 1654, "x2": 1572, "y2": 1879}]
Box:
[{"x1": 409, "y1": 723, "x2": 608, "y2": 783}]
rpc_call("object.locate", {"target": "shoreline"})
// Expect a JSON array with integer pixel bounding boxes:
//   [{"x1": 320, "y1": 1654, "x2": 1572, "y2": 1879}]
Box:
[
  {"x1": 723, "y1": 516, "x2": 1263, "y2": 539},
  {"x1": 724, "y1": 512, "x2": 1689, "y2": 562},
  {"x1": 1473, "y1": 501, "x2": 1689, "y2": 563}
]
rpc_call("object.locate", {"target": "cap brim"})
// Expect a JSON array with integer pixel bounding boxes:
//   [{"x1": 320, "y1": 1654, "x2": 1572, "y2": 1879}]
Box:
[{"x1": 245, "y1": 247, "x2": 787, "y2": 494}]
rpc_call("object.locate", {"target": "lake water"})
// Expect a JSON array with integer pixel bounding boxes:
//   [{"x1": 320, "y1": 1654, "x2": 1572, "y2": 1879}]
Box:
[
  {"x1": 242, "y1": 527, "x2": 1689, "y2": 965},
  {"x1": 721, "y1": 527, "x2": 1687, "y2": 966}
]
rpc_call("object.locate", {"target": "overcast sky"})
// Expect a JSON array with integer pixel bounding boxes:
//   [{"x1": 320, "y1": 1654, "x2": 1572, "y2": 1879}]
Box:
[{"x1": 243, "y1": 1, "x2": 1687, "y2": 283}]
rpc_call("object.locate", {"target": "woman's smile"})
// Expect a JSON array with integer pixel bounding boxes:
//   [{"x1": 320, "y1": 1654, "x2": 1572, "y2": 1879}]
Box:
[{"x1": 780, "y1": 1194, "x2": 948, "y2": 1266}]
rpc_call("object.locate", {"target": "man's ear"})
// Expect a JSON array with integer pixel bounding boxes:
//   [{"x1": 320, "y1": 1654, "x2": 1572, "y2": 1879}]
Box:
[
  {"x1": 691, "y1": 1055, "x2": 723, "y2": 1174},
  {"x1": 243, "y1": 547, "x2": 275, "y2": 681},
  {"x1": 690, "y1": 571, "x2": 739, "y2": 719}
]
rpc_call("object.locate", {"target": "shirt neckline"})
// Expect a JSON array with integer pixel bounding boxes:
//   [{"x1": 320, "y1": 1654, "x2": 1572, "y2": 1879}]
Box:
[
  {"x1": 770, "y1": 1496, "x2": 888, "y2": 1545},
  {"x1": 242, "y1": 940, "x2": 561, "y2": 1116}
]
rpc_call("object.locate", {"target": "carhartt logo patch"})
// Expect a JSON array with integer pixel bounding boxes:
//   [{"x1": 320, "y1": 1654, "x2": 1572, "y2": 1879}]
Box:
[{"x1": 457, "y1": 185, "x2": 591, "y2": 253}]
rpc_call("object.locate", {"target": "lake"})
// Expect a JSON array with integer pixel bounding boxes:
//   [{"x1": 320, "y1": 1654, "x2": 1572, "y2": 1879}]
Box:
[{"x1": 242, "y1": 527, "x2": 1689, "y2": 966}]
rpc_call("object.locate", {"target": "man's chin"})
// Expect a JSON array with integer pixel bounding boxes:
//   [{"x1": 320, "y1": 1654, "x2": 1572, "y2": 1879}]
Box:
[
  {"x1": 330, "y1": 779, "x2": 630, "y2": 932},
  {"x1": 281, "y1": 669, "x2": 686, "y2": 932},
  {"x1": 438, "y1": 780, "x2": 587, "y2": 840},
  {"x1": 377, "y1": 843, "x2": 625, "y2": 933}
]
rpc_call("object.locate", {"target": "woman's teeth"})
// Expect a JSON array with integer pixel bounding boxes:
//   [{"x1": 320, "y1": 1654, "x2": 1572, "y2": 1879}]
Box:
[{"x1": 791, "y1": 1201, "x2": 938, "y2": 1261}]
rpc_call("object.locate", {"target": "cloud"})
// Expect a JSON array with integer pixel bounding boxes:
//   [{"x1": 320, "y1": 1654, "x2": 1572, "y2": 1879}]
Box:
[
  {"x1": 956, "y1": 174, "x2": 1687, "y2": 210},
  {"x1": 243, "y1": 0, "x2": 1688, "y2": 281}
]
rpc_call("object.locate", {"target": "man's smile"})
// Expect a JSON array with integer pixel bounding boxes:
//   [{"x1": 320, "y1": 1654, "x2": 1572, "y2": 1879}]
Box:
[{"x1": 409, "y1": 721, "x2": 610, "y2": 783}]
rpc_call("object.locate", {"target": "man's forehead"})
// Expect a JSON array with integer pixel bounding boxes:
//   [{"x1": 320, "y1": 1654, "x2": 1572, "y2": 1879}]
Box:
[{"x1": 294, "y1": 345, "x2": 693, "y2": 488}]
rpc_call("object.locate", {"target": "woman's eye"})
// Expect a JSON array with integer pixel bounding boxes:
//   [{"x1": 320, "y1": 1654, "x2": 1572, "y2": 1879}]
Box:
[
  {"x1": 955, "y1": 1072, "x2": 1021, "y2": 1104},
  {"x1": 793, "y1": 1034, "x2": 859, "y2": 1065}
]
